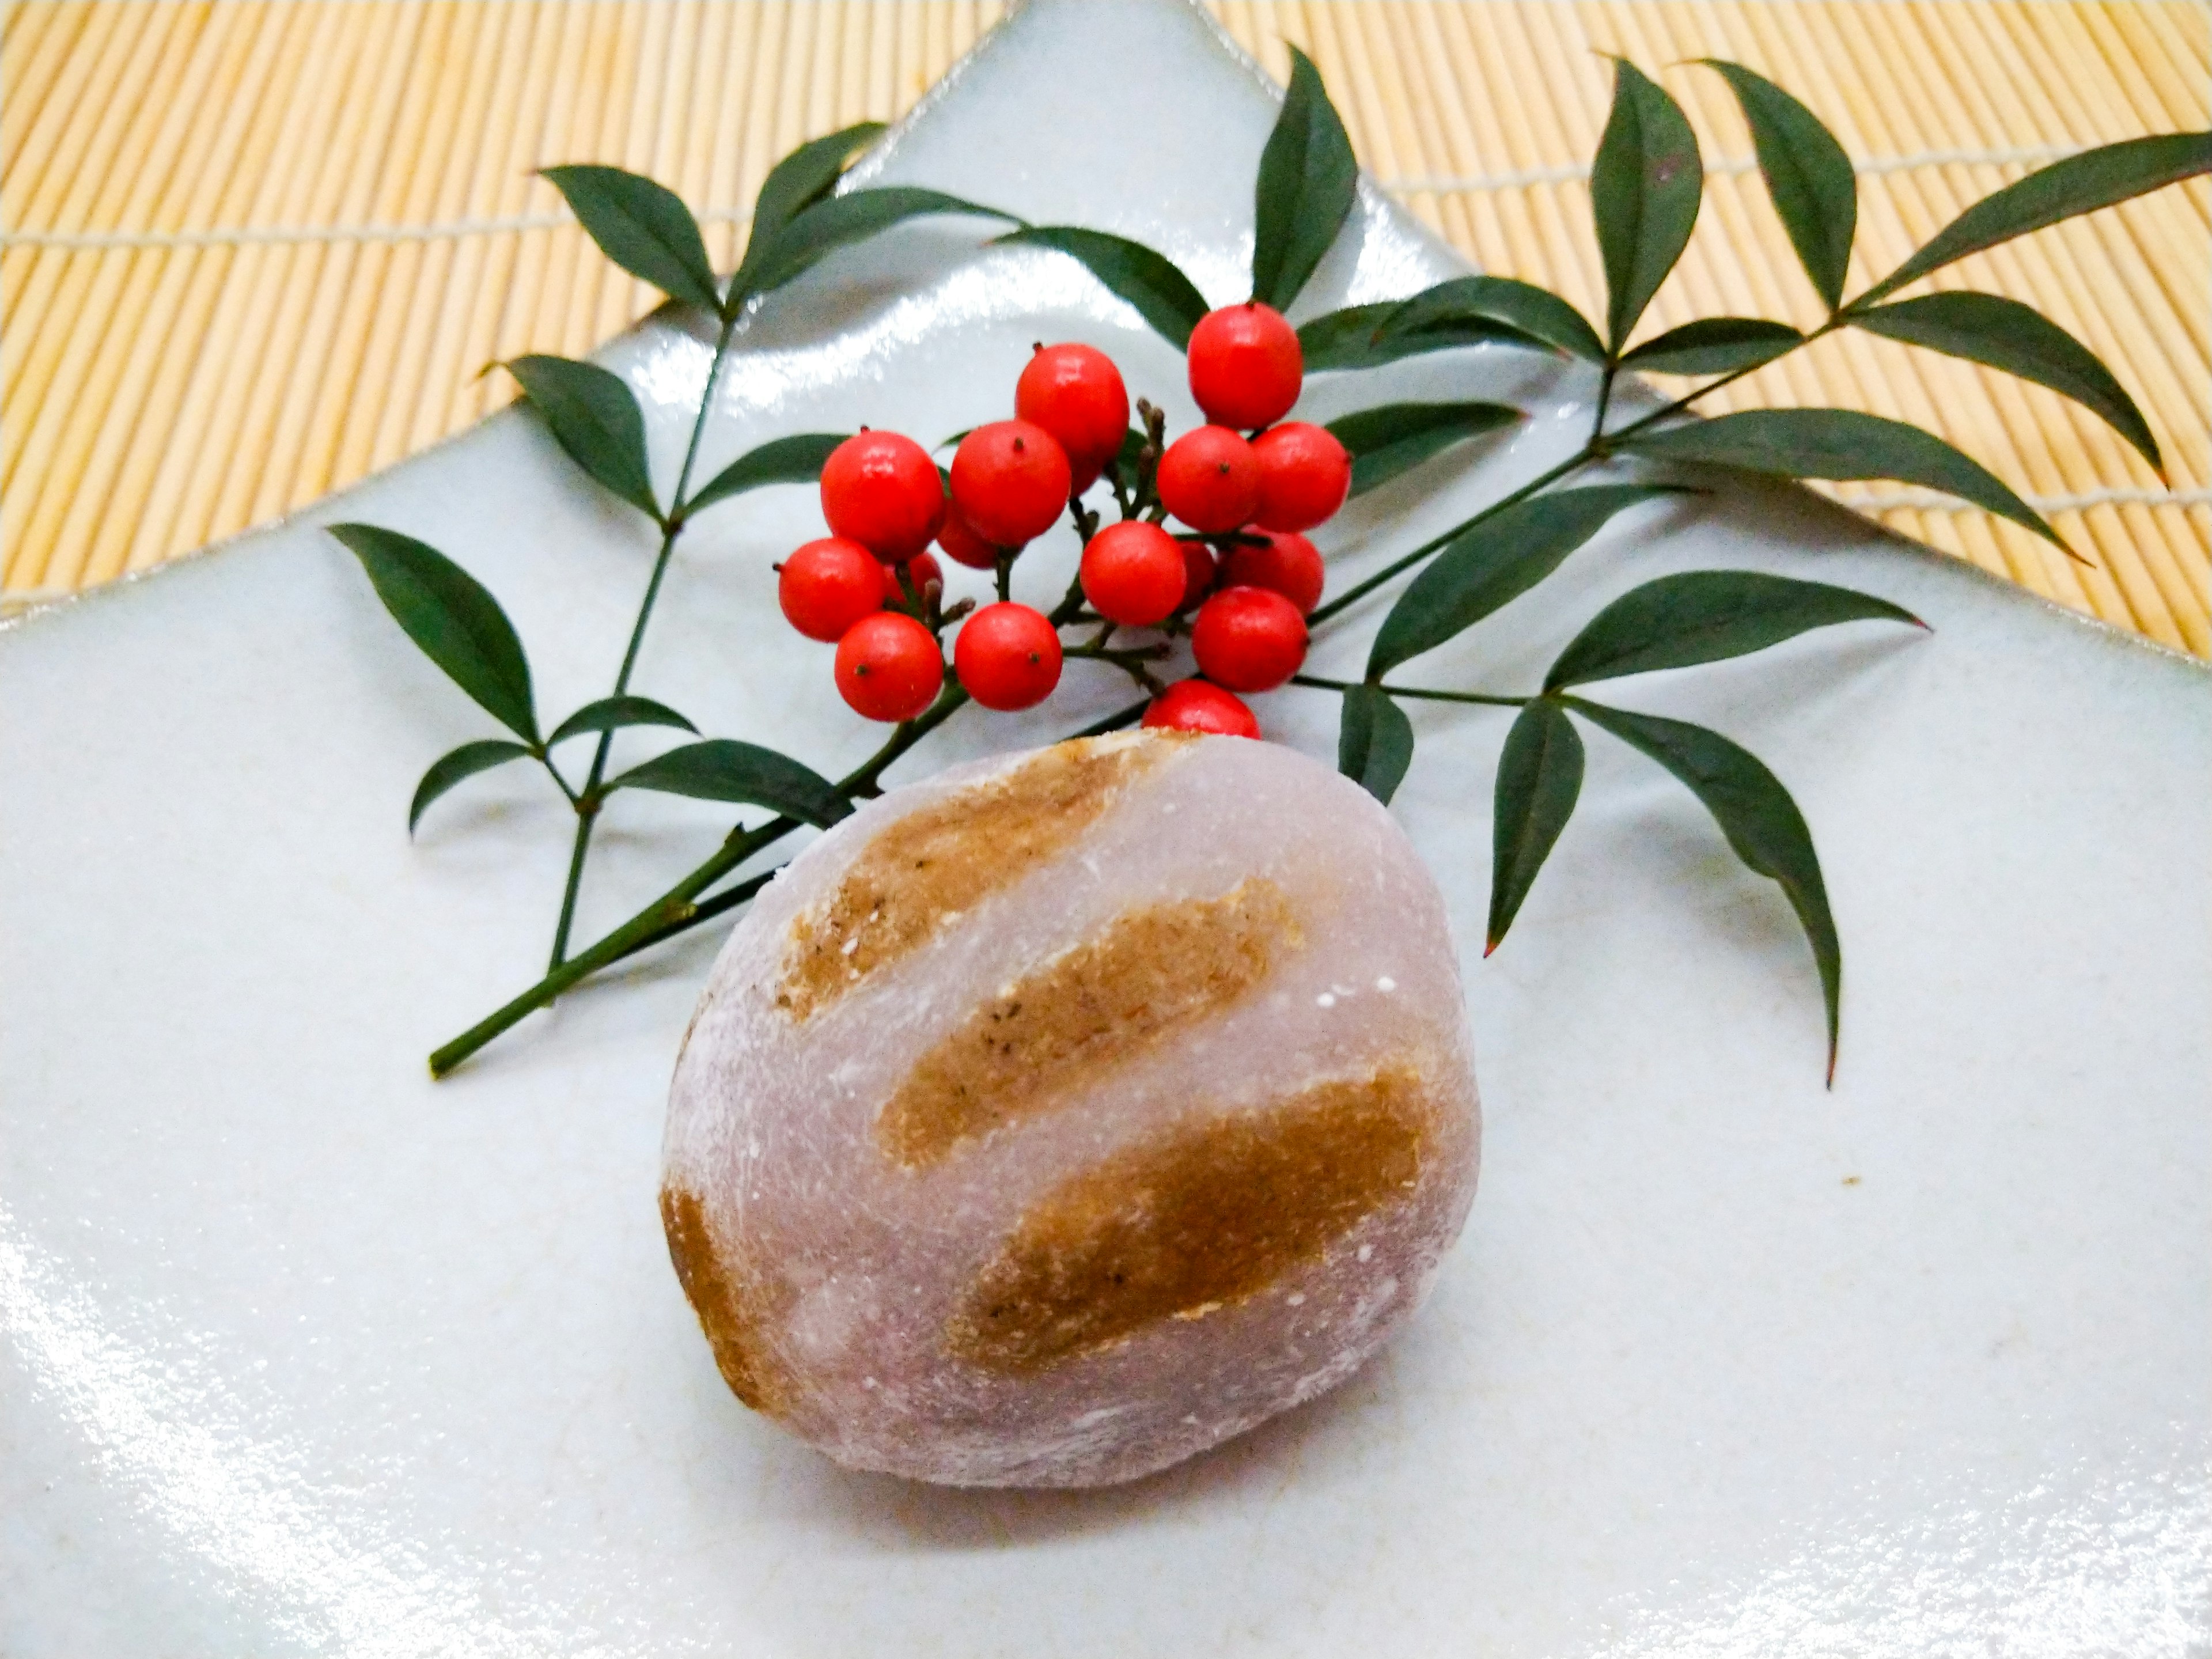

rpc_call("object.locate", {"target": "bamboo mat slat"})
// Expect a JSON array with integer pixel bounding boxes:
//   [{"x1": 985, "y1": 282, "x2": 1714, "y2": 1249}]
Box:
[{"x1": 2, "y1": 2, "x2": 2206, "y2": 654}]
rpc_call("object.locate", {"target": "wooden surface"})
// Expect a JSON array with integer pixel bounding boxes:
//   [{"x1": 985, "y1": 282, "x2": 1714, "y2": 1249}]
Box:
[{"x1": 3, "y1": 1, "x2": 2206, "y2": 652}]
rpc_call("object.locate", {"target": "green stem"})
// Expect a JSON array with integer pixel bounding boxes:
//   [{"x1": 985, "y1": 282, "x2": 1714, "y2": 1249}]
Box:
[
  {"x1": 1291, "y1": 673, "x2": 1528, "y2": 709},
  {"x1": 1592, "y1": 359, "x2": 1618, "y2": 440}
]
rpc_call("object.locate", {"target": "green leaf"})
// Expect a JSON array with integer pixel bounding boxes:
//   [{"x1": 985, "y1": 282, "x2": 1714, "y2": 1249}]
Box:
[
  {"x1": 331, "y1": 523, "x2": 539, "y2": 742},
  {"x1": 1618, "y1": 408, "x2": 2063, "y2": 548},
  {"x1": 1589, "y1": 59, "x2": 1703, "y2": 353},
  {"x1": 1697, "y1": 61, "x2": 1856, "y2": 312},
  {"x1": 1565, "y1": 700, "x2": 1841, "y2": 1078},
  {"x1": 1325, "y1": 400, "x2": 1523, "y2": 497},
  {"x1": 547, "y1": 696, "x2": 698, "y2": 748},
  {"x1": 991, "y1": 227, "x2": 1209, "y2": 349},
  {"x1": 1850, "y1": 292, "x2": 2162, "y2": 474},
  {"x1": 607, "y1": 739, "x2": 853, "y2": 827},
  {"x1": 1487, "y1": 700, "x2": 1584, "y2": 953},
  {"x1": 1295, "y1": 302, "x2": 1509, "y2": 372},
  {"x1": 737, "y1": 121, "x2": 886, "y2": 287},
  {"x1": 1366, "y1": 484, "x2": 1687, "y2": 677},
  {"x1": 1546, "y1": 570, "x2": 1923, "y2": 689},
  {"x1": 685, "y1": 432, "x2": 849, "y2": 518},
  {"x1": 1858, "y1": 131, "x2": 2211, "y2": 307},
  {"x1": 1619, "y1": 317, "x2": 1804, "y2": 376},
  {"x1": 745, "y1": 187, "x2": 1021, "y2": 294},
  {"x1": 1382, "y1": 276, "x2": 1607, "y2": 362},
  {"x1": 540, "y1": 164, "x2": 720, "y2": 314},
  {"x1": 409, "y1": 740, "x2": 535, "y2": 835},
  {"x1": 1336, "y1": 685, "x2": 1415, "y2": 805},
  {"x1": 502, "y1": 354, "x2": 658, "y2": 520},
  {"x1": 1251, "y1": 45, "x2": 1359, "y2": 310}
]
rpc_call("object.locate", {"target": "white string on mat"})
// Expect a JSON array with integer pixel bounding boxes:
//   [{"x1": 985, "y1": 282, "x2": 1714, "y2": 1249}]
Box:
[
  {"x1": 1835, "y1": 485, "x2": 2211, "y2": 514},
  {"x1": 1381, "y1": 141, "x2": 2080, "y2": 195}
]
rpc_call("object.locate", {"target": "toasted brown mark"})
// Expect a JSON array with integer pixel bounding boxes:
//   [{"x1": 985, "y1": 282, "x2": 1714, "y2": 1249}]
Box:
[
  {"x1": 945, "y1": 1067, "x2": 1431, "y2": 1375},
  {"x1": 660, "y1": 1185, "x2": 791, "y2": 1418},
  {"x1": 876, "y1": 880, "x2": 1301, "y2": 1170},
  {"x1": 777, "y1": 734, "x2": 1184, "y2": 1022}
]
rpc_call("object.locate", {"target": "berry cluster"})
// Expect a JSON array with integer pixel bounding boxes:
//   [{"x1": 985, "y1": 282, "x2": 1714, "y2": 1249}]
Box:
[{"x1": 776, "y1": 302, "x2": 1349, "y2": 737}]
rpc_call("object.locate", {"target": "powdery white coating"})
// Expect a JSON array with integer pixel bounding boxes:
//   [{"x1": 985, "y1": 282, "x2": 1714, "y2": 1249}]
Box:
[{"x1": 663, "y1": 732, "x2": 1480, "y2": 1487}]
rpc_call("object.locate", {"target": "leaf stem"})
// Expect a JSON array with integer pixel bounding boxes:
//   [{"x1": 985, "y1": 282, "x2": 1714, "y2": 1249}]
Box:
[{"x1": 1291, "y1": 672, "x2": 1528, "y2": 709}]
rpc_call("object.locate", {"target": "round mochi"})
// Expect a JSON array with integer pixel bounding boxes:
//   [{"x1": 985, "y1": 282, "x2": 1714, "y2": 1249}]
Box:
[{"x1": 662, "y1": 729, "x2": 1480, "y2": 1487}]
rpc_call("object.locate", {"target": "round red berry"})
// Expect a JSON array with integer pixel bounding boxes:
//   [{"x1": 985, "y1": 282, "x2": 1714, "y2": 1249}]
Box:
[
  {"x1": 1187, "y1": 302, "x2": 1302, "y2": 430},
  {"x1": 834, "y1": 611, "x2": 944, "y2": 722},
  {"x1": 1016, "y1": 343, "x2": 1129, "y2": 490},
  {"x1": 778, "y1": 537, "x2": 884, "y2": 642},
  {"x1": 951, "y1": 419, "x2": 1071, "y2": 546},
  {"x1": 937, "y1": 505, "x2": 1007, "y2": 570},
  {"x1": 820, "y1": 430, "x2": 944, "y2": 562},
  {"x1": 1080, "y1": 521, "x2": 1188, "y2": 627},
  {"x1": 1176, "y1": 538, "x2": 1218, "y2": 612},
  {"x1": 954, "y1": 602, "x2": 1063, "y2": 711},
  {"x1": 1143, "y1": 680, "x2": 1260, "y2": 739},
  {"x1": 1156, "y1": 425, "x2": 1260, "y2": 533},
  {"x1": 1251, "y1": 422, "x2": 1351, "y2": 532},
  {"x1": 1222, "y1": 529, "x2": 1325, "y2": 615},
  {"x1": 1191, "y1": 585, "x2": 1307, "y2": 691},
  {"x1": 883, "y1": 550, "x2": 943, "y2": 608}
]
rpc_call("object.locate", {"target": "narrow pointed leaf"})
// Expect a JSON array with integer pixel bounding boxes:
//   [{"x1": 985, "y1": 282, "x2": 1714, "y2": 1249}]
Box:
[
  {"x1": 1850, "y1": 292, "x2": 2161, "y2": 473},
  {"x1": 331, "y1": 523, "x2": 538, "y2": 742},
  {"x1": 991, "y1": 227, "x2": 1209, "y2": 349},
  {"x1": 1859, "y1": 132, "x2": 2211, "y2": 306},
  {"x1": 1547, "y1": 570, "x2": 1922, "y2": 689},
  {"x1": 502, "y1": 355, "x2": 658, "y2": 519},
  {"x1": 547, "y1": 696, "x2": 698, "y2": 748},
  {"x1": 1590, "y1": 60, "x2": 1703, "y2": 352},
  {"x1": 737, "y1": 121, "x2": 886, "y2": 285},
  {"x1": 1619, "y1": 316, "x2": 1803, "y2": 376},
  {"x1": 1336, "y1": 685, "x2": 1415, "y2": 805},
  {"x1": 410, "y1": 740, "x2": 533, "y2": 835},
  {"x1": 1298, "y1": 302, "x2": 1532, "y2": 372},
  {"x1": 1619, "y1": 408, "x2": 2062, "y2": 548},
  {"x1": 1251, "y1": 45, "x2": 1359, "y2": 310},
  {"x1": 1366, "y1": 484, "x2": 1687, "y2": 677},
  {"x1": 1487, "y1": 700, "x2": 1584, "y2": 952},
  {"x1": 1698, "y1": 62, "x2": 1856, "y2": 312},
  {"x1": 1326, "y1": 400, "x2": 1523, "y2": 496},
  {"x1": 1566, "y1": 700, "x2": 1840, "y2": 1075},
  {"x1": 745, "y1": 187, "x2": 1020, "y2": 294},
  {"x1": 540, "y1": 164, "x2": 719, "y2": 313},
  {"x1": 685, "y1": 432, "x2": 849, "y2": 517},
  {"x1": 1382, "y1": 276, "x2": 1606, "y2": 362},
  {"x1": 608, "y1": 739, "x2": 852, "y2": 827}
]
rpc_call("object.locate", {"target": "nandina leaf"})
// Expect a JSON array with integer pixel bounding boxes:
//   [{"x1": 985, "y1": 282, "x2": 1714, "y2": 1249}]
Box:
[
  {"x1": 1325, "y1": 400, "x2": 1523, "y2": 497},
  {"x1": 332, "y1": 523, "x2": 539, "y2": 743},
  {"x1": 685, "y1": 433, "x2": 850, "y2": 518},
  {"x1": 502, "y1": 355, "x2": 659, "y2": 520},
  {"x1": 547, "y1": 696, "x2": 698, "y2": 748},
  {"x1": 1858, "y1": 131, "x2": 2212, "y2": 306},
  {"x1": 1337, "y1": 685, "x2": 1415, "y2": 805},
  {"x1": 1366, "y1": 485, "x2": 1687, "y2": 677},
  {"x1": 540, "y1": 164, "x2": 720, "y2": 314},
  {"x1": 1619, "y1": 408, "x2": 2063, "y2": 548},
  {"x1": 409, "y1": 740, "x2": 534, "y2": 835},
  {"x1": 736, "y1": 121, "x2": 886, "y2": 291},
  {"x1": 1565, "y1": 699, "x2": 1842, "y2": 1078},
  {"x1": 992, "y1": 227, "x2": 1209, "y2": 349},
  {"x1": 1619, "y1": 317, "x2": 1804, "y2": 376},
  {"x1": 1850, "y1": 292, "x2": 2162, "y2": 474},
  {"x1": 1589, "y1": 60, "x2": 1703, "y2": 353},
  {"x1": 1381, "y1": 276, "x2": 1606, "y2": 362},
  {"x1": 1546, "y1": 570, "x2": 1923, "y2": 689},
  {"x1": 1251, "y1": 46, "x2": 1359, "y2": 310},
  {"x1": 745, "y1": 187, "x2": 1021, "y2": 294},
  {"x1": 608, "y1": 740, "x2": 853, "y2": 827},
  {"x1": 1297, "y1": 302, "x2": 1528, "y2": 372},
  {"x1": 1487, "y1": 700, "x2": 1584, "y2": 953},
  {"x1": 1697, "y1": 62, "x2": 1856, "y2": 313}
]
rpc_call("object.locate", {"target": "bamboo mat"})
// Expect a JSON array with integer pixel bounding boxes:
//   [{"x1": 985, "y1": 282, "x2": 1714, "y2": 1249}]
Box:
[{"x1": 3, "y1": 2, "x2": 2206, "y2": 654}]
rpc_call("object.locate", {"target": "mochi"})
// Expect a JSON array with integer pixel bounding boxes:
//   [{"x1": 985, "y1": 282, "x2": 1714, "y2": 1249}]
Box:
[{"x1": 662, "y1": 729, "x2": 1480, "y2": 1487}]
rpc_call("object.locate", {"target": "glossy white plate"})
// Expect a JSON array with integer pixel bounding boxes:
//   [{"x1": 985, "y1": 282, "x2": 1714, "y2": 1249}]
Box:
[{"x1": 3, "y1": 3, "x2": 2206, "y2": 1653}]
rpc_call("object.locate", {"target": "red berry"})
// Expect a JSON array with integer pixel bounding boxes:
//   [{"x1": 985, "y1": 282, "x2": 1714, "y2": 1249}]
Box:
[
  {"x1": 1143, "y1": 680, "x2": 1260, "y2": 739},
  {"x1": 835, "y1": 611, "x2": 944, "y2": 722},
  {"x1": 1016, "y1": 343, "x2": 1129, "y2": 490},
  {"x1": 1191, "y1": 585, "x2": 1307, "y2": 691},
  {"x1": 937, "y1": 505, "x2": 1009, "y2": 570},
  {"x1": 1187, "y1": 302, "x2": 1302, "y2": 430},
  {"x1": 955, "y1": 602, "x2": 1063, "y2": 711},
  {"x1": 1080, "y1": 521, "x2": 1188, "y2": 627},
  {"x1": 884, "y1": 550, "x2": 943, "y2": 608},
  {"x1": 951, "y1": 419, "x2": 1071, "y2": 546},
  {"x1": 1222, "y1": 529, "x2": 1325, "y2": 615},
  {"x1": 778, "y1": 536, "x2": 884, "y2": 642},
  {"x1": 1156, "y1": 425, "x2": 1260, "y2": 533},
  {"x1": 821, "y1": 431, "x2": 945, "y2": 561},
  {"x1": 1176, "y1": 539, "x2": 1218, "y2": 612},
  {"x1": 1251, "y1": 422, "x2": 1350, "y2": 532}
]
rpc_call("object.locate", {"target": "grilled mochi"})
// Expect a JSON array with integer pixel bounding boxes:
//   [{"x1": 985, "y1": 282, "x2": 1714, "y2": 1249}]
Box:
[{"x1": 662, "y1": 729, "x2": 1480, "y2": 1487}]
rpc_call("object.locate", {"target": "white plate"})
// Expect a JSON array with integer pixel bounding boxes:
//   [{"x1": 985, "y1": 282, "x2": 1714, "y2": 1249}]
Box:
[{"x1": 4, "y1": 3, "x2": 2206, "y2": 1653}]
